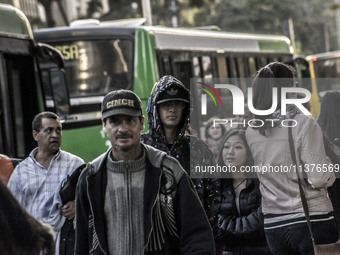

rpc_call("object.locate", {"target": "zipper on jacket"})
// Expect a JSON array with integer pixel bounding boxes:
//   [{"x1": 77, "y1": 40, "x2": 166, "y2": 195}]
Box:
[
  {"x1": 144, "y1": 170, "x2": 163, "y2": 251},
  {"x1": 86, "y1": 166, "x2": 108, "y2": 255},
  {"x1": 125, "y1": 161, "x2": 133, "y2": 254}
]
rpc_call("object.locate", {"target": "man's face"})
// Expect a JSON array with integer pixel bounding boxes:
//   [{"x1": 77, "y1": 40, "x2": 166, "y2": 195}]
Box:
[
  {"x1": 103, "y1": 114, "x2": 144, "y2": 152},
  {"x1": 158, "y1": 101, "x2": 185, "y2": 130},
  {"x1": 33, "y1": 118, "x2": 62, "y2": 154}
]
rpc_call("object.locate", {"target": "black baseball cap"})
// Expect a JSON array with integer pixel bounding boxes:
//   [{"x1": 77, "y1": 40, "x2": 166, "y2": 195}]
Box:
[
  {"x1": 101, "y1": 89, "x2": 142, "y2": 119},
  {"x1": 156, "y1": 86, "x2": 189, "y2": 105}
]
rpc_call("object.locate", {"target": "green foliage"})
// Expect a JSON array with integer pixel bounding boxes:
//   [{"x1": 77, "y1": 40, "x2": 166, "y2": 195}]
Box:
[{"x1": 188, "y1": 0, "x2": 337, "y2": 55}]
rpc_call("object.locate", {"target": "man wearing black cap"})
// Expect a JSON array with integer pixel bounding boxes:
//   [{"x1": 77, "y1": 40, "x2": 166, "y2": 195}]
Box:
[{"x1": 75, "y1": 89, "x2": 215, "y2": 255}]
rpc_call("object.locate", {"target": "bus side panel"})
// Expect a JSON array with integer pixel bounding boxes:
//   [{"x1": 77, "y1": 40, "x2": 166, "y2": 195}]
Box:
[
  {"x1": 61, "y1": 124, "x2": 108, "y2": 161},
  {"x1": 134, "y1": 28, "x2": 159, "y2": 116},
  {"x1": 258, "y1": 39, "x2": 292, "y2": 53}
]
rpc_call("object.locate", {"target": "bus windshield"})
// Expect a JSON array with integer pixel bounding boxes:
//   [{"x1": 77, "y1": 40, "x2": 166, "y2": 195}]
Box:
[
  {"x1": 50, "y1": 39, "x2": 133, "y2": 100},
  {"x1": 314, "y1": 58, "x2": 340, "y2": 96},
  {"x1": 314, "y1": 58, "x2": 340, "y2": 78}
]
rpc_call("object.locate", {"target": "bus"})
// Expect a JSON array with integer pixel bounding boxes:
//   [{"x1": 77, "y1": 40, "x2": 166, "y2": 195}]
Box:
[
  {"x1": 34, "y1": 19, "x2": 296, "y2": 161},
  {"x1": 0, "y1": 4, "x2": 69, "y2": 158},
  {"x1": 306, "y1": 51, "x2": 340, "y2": 118}
]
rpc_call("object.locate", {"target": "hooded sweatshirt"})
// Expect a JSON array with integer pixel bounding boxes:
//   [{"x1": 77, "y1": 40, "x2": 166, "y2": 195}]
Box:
[{"x1": 141, "y1": 75, "x2": 221, "y2": 234}]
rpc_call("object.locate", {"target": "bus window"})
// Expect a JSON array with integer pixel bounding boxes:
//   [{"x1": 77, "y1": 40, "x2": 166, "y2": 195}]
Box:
[
  {"x1": 272, "y1": 56, "x2": 280, "y2": 62},
  {"x1": 248, "y1": 57, "x2": 257, "y2": 77},
  {"x1": 236, "y1": 57, "x2": 246, "y2": 77},
  {"x1": 225, "y1": 57, "x2": 232, "y2": 78},
  {"x1": 50, "y1": 69, "x2": 69, "y2": 116},
  {"x1": 229, "y1": 57, "x2": 238, "y2": 78},
  {"x1": 54, "y1": 39, "x2": 133, "y2": 99},
  {"x1": 314, "y1": 58, "x2": 340, "y2": 78},
  {"x1": 5, "y1": 55, "x2": 42, "y2": 157},
  {"x1": 235, "y1": 57, "x2": 247, "y2": 92},
  {"x1": 313, "y1": 58, "x2": 340, "y2": 97},
  {"x1": 173, "y1": 61, "x2": 192, "y2": 89},
  {"x1": 193, "y1": 57, "x2": 201, "y2": 78},
  {"x1": 159, "y1": 55, "x2": 172, "y2": 75},
  {"x1": 260, "y1": 56, "x2": 268, "y2": 68},
  {"x1": 202, "y1": 56, "x2": 213, "y2": 78},
  {"x1": 216, "y1": 56, "x2": 228, "y2": 78}
]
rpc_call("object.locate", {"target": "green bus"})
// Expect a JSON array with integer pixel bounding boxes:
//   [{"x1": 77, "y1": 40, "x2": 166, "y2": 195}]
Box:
[
  {"x1": 34, "y1": 19, "x2": 295, "y2": 162},
  {"x1": 0, "y1": 4, "x2": 69, "y2": 159}
]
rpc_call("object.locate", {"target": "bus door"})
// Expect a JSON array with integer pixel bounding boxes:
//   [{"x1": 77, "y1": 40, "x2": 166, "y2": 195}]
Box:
[
  {"x1": 0, "y1": 38, "x2": 69, "y2": 158},
  {"x1": 0, "y1": 39, "x2": 43, "y2": 158}
]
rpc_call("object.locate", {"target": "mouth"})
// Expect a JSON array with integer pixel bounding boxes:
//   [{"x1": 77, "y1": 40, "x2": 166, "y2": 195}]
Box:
[
  {"x1": 167, "y1": 115, "x2": 177, "y2": 119},
  {"x1": 116, "y1": 135, "x2": 132, "y2": 140}
]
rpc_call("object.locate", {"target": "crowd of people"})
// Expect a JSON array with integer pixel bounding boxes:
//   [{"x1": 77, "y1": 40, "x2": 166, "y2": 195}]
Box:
[{"x1": 1, "y1": 62, "x2": 340, "y2": 255}]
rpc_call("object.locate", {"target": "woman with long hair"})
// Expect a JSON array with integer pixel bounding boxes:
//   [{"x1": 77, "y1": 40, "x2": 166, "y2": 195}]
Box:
[
  {"x1": 215, "y1": 129, "x2": 271, "y2": 255},
  {"x1": 204, "y1": 117, "x2": 226, "y2": 161},
  {"x1": 0, "y1": 180, "x2": 55, "y2": 255},
  {"x1": 246, "y1": 62, "x2": 338, "y2": 254}
]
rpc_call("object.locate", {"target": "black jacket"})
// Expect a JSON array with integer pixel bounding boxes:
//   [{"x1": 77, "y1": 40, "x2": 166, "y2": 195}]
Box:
[
  {"x1": 75, "y1": 144, "x2": 215, "y2": 254},
  {"x1": 141, "y1": 75, "x2": 221, "y2": 233},
  {"x1": 216, "y1": 178, "x2": 271, "y2": 254}
]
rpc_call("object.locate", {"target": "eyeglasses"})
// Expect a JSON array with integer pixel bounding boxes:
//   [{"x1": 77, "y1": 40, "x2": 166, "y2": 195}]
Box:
[{"x1": 159, "y1": 101, "x2": 186, "y2": 110}]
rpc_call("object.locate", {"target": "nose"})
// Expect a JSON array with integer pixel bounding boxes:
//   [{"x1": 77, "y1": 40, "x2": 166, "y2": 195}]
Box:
[
  {"x1": 51, "y1": 130, "x2": 60, "y2": 137},
  {"x1": 118, "y1": 120, "x2": 129, "y2": 132},
  {"x1": 227, "y1": 146, "x2": 235, "y2": 154},
  {"x1": 168, "y1": 105, "x2": 177, "y2": 112}
]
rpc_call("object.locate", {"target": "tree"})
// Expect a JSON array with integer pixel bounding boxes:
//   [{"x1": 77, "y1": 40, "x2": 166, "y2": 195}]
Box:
[
  {"x1": 187, "y1": 0, "x2": 337, "y2": 54},
  {"x1": 37, "y1": 0, "x2": 55, "y2": 27},
  {"x1": 87, "y1": 0, "x2": 103, "y2": 18},
  {"x1": 37, "y1": 0, "x2": 69, "y2": 27}
]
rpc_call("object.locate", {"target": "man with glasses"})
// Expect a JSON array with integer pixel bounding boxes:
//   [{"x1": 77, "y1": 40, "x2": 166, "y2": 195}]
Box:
[{"x1": 141, "y1": 75, "x2": 221, "y2": 247}]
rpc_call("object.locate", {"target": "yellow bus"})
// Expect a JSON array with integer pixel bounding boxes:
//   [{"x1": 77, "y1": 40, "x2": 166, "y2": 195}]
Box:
[{"x1": 306, "y1": 51, "x2": 340, "y2": 118}]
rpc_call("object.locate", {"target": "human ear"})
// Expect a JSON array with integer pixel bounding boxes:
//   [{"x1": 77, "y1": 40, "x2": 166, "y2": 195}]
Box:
[
  {"x1": 32, "y1": 130, "x2": 39, "y2": 141},
  {"x1": 102, "y1": 119, "x2": 107, "y2": 133}
]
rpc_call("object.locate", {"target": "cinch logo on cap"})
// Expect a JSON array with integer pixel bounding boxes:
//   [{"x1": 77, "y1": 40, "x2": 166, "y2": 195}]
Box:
[{"x1": 106, "y1": 99, "x2": 135, "y2": 109}]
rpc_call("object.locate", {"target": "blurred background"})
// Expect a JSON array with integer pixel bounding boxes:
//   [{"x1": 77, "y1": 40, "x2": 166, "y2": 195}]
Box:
[{"x1": 1, "y1": 0, "x2": 340, "y2": 55}]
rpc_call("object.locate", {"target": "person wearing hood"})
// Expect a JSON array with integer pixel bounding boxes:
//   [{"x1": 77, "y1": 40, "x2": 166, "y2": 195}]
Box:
[
  {"x1": 141, "y1": 75, "x2": 221, "y2": 240},
  {"x1": 245, "y1": 62, "x2": 338, "y2": 254}
]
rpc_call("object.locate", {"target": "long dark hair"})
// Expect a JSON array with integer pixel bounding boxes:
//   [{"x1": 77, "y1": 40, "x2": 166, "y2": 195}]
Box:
[
  {"x1": 318, "y1": 91, "x2": 340, "y2": 146},
  {"x1": 252, "y1": 62, "x2": 296, "y2": 131},
  {"x1": 0, "y1": 181, "x2": 55, "y2": 255}
]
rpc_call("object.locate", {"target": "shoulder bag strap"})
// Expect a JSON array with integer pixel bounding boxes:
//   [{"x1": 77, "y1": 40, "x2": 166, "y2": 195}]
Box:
[{"x1": 288, "y1": 123, "x2": 315, "y2": 241}]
